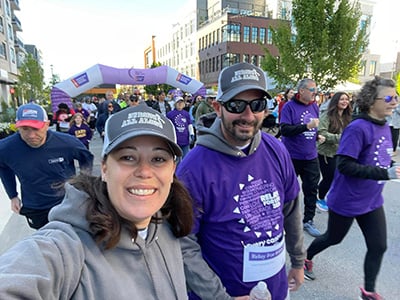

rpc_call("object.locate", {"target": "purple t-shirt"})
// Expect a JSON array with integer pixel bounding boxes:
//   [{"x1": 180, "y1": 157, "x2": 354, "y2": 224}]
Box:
[
  {"x1": 280, "y1": 100, "x2": 319, "y2": 160},
  {"x1": 327, "y1": 119, "x2": 392, "y2": 217},
  {"x1": 177, "y1": 133, "x2": 299, "y2": 300},
  {"x1": 167, "y1": 109, "x2": 192, "y2": 146}
]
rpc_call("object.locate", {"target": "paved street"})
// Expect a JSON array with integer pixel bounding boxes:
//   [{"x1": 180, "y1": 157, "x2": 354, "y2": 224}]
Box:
[{"x1": 0, "y1": 131, "x2": 399, "y2": 299}]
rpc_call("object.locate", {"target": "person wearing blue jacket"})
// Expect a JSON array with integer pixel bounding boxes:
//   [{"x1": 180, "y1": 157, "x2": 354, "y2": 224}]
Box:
[{"x1": 0, "y1": 103, "x2": 93, "y2": 229}]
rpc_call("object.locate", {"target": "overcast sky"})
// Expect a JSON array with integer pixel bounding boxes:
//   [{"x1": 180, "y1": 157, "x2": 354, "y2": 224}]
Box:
[{"x1": 17, "y1": 0, "x2": 399, "y2": 82}]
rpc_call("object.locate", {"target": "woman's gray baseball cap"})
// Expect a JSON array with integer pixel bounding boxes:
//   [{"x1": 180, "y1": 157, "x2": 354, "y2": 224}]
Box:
[{"x1": 102, "y1": 103, "x2": 182, "y2": 158}]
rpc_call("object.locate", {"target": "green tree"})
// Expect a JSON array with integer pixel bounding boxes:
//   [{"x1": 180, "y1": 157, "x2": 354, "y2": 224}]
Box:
[
  {"x1": 16, "y1": 54, "x2": 45, "y2": 102},
  {"x1": 261, "y1": 0, "x2": 369, "y2": 90}
]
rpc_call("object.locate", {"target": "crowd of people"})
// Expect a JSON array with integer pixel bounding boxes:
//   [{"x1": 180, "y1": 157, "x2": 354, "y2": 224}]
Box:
[{"x1": 0, "y1": 62, "x2": 399, "y2": 300}]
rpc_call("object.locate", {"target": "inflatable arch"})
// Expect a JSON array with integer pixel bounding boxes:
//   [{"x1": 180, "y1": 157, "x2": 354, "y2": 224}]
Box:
[{"x1": 50, "y1": 64, "x2": 206, "y2": 112}]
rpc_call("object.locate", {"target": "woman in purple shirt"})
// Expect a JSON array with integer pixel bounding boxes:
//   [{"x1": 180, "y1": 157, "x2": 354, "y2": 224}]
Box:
[{"x1": 304, "y1": 76, "x2": 400, "y2": 300}]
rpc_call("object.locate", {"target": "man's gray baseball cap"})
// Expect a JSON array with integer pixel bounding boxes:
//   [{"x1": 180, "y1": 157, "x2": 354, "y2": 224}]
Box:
[{"x1": 217, "y1": 62, "x2": 272, "y2": 102}]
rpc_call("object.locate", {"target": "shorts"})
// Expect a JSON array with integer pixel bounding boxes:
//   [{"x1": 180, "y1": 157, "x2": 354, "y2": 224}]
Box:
[{"x1": 19, "y1": 206, "x2": 52, "y2": 230}]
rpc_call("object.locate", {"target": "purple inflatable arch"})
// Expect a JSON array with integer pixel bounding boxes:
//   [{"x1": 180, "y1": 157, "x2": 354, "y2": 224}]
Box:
[{"x1": 50, "y1": 64, "x2": 206, "y2": 112}]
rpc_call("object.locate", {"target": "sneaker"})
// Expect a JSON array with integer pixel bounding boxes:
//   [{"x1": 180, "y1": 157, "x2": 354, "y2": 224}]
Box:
[
  {"x1": 303, "y1": 220, "x2": 322, "y2": 237},
  {"x1": 359, "y1": 287, "x2": 383, "y2": 300},
  {"x1": 316, "y1": 199, "x2": 328, "y2": 212},
  {"x1": 304, "y1": 259, "x2": 316, "y2": 280}
]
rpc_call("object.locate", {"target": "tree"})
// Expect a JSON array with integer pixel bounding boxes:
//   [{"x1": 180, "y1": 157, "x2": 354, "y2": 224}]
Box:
[
  {"x1": 15, "y1": 54, "x2": 45, "y2": 102},
  {"x1": 261, "y1": 0, "x2": 369, "y2": 90}
]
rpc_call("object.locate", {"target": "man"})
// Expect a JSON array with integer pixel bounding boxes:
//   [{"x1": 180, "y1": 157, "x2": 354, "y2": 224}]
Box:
[
  {"x1": 194, "y1": 92, "x2": 215, "y2": 123},
  {"x1": 152, "y1": 90, "x2": 172, "y2": 116},
  {"x1": 177, "y1": 62, "x2": 305, "y2": 300},
  {"x1": 0, "y1": 103, "x2": 93, "y2": 229},
  {"x1": 279, "y1": 78, "x2": 323, "y2": 237}
]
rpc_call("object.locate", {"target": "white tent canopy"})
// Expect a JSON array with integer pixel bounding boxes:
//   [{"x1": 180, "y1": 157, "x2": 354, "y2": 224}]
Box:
[{"x1": 333, "y1": 81, "x2": 361, "y2": 92}]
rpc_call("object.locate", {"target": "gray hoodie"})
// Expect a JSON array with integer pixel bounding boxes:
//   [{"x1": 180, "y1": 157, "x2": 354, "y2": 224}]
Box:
[{"x1": 0, "y1": 184, "x2": 188, "y2": 299}]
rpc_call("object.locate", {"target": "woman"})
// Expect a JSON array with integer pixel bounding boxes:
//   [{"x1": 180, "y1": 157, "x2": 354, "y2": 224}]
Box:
[
  {"x1": 304, "y1": 76, "x2": 400, "y2": 300},
  {"x1": 53, "y1": 102, "x2": 75, "y2": 132},
  {"x1": 316, "y1": 92, "x2": 352, "y2": 211},
  {"x1": 68, "y1": 112, "x2": 93, "y2": 149},
  {"x1": 0, "y1": 104, "x2": 194, "y2": 299},
  {"x1": 167, "y1": 97, "x2": 194, "y2": 158}
]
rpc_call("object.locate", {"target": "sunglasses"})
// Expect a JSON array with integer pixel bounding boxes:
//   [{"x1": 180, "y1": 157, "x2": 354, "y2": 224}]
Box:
[
  {"x1": 376, "y1": 95, "x2": 398, "y2": 103},
  {"x1": 221, "y1": 98, "x2": 267, "y2": 114},
  {"x1": 305, "y1": 87, "x2": 317, "y2": 92},
  {"x1": 108, "y1": 105, "x2": 113, "y2": 108}
]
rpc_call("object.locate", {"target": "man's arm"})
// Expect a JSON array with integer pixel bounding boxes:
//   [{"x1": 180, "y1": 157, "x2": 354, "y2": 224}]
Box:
[
  {"x1": 283, "y1": 197, "x2": 306, "y2": 291},
  {"x1": 0, "y1": 164, "x2": 19, "y2": 201},
  {"x1": 180, "y1": 234, "x2": 234, "y2": 300}
]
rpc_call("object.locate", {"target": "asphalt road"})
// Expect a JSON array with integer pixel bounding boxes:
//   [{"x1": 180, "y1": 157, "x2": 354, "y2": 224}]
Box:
[{"x1": 1, "y1": 130, "x2": 399, "y2": 299}]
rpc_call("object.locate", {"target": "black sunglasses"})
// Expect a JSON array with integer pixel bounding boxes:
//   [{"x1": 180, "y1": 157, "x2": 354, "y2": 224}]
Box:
[{"x1": 221, "y1": 98, "x2": 267, "y2": 114}]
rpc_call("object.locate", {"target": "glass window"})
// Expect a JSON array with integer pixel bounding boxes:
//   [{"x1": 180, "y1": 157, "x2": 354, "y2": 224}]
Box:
[
  {"x1": 0, "y1": 42, "x2": 6, "y2": 58},
  {"x1": 251, "y1": 55, "x2": 258, "y2": 65},
  {"x1": 251, "y1": 27, "x2": 258, "y2": 43},
  {"x1": 359, "y1": 60, "x2": 366, "y2": 76},
  {"x1": 243, "y1": 26, "x2": 250, "y2": 43},
  {"x1": 267, "y1": 28, "x2": 273, "y2": 44},
  {"x1": 369, "y1": 61, "x2": 376, "y2": 76},
  {"x1": 259, "y1": 28, "x2": 266, "y2": 44},
  {"x1": 243, "y1": 54, "x2": 250, "y2": 63}
]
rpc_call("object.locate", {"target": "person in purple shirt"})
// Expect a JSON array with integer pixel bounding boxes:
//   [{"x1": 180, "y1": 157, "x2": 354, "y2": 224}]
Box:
[
  {"x1": 304, "y1": 76, "x2": 400, "y2": 300},
  {"x1": 177, "y1": 62, "x2": 305, "y2": 300},
  {"x1": 280, "y1": 78, "x2": 324, "y2": 237},
  {"x1": 167, "y1": 97, "x2": 194, "y2": 158}
]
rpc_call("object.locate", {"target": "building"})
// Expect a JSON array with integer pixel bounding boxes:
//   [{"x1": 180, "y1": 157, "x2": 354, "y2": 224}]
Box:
[
  {"x1": 0, "y1": 0, "x2": 22, "y2": 108},
  {"x1": 146, "y1": 0, "x2": 395, "y2": 89}
]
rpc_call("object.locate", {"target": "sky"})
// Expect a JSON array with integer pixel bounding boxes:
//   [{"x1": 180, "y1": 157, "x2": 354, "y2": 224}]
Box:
[{"x1": 17, "y1": 0, "x2": 399, "y2": 83}]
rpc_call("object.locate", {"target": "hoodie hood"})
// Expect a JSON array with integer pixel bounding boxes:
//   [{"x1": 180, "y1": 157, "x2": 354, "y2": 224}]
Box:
[{"x1": 196, "y1": 117, "x2": 262, "y2": 157}]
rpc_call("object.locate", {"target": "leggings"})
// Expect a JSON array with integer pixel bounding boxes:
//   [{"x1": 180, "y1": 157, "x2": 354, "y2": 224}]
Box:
[
  {"x1": 318, "y1": 154, "x2": 336, "y2": 200},
  {"x1": 306, "y1": 207, "x2": 387, "y2": 292}
]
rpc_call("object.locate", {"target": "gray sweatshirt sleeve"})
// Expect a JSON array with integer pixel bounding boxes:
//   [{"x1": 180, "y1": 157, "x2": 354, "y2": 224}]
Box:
[
  {"x1": 283, "y1": 197, "x2": 306, "y2": 269},
  {"x1": 0, "y1": 227, "x2": 84, "y2": 299},
  {"x1": 180, "y1": 234, "x2": 234, "y2": 300}
]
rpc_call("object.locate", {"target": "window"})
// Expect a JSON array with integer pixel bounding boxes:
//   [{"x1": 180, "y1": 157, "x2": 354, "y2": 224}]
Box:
[
  {"x1": 243, "y1": 26, "x2": 250, "y2": 43},
  {"x1": 267, "y1": 28, "x2": 273, "y2": 44},
  {"x1": 7, "y1": 24, "x2": 13, "y2": 41},
  {"x1": 10, "y1": 47, "x2": 15, "y2": 63},
  {"x1": 243, "y1": 54, "x2": 250, "y2": 63},
  {"x1": 259, "y1": 28, "x2": 266, "y2": 44},
  {"x1": 222, "y1": 24, "x2": 240, "y2": 42},
  {"x1": 0, "y1": 42, "x2": 6, "y2": 58},
  {"x1": 251, "y1": 55, "x2": 258, "y2": 65},
  {"x1": 359, "y1": 60, "x2": 366, "y2": 76},
  {"x1": 251, "y1": 27, "x2": 258, "y2": 43},
  {"x1": 369, "y1": 61, "x2": 377, "y2": 76},
  {"x1": 0, "y1": 17, "x2": 3, "y2": 34},
  {"x1": 222, "y1": 53, "x2": 240, "y2": 68}
]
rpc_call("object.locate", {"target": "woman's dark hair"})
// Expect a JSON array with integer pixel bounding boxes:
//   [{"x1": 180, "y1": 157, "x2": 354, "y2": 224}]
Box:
[
  {"x1": 69, "y1": 173, "x2": 193, "y2": 250},
  {"x1": 356, "y1": 76, "x2": 395, "y2": 113},
  {"x1": 283, "y1": 88, "x2": 293, "y2": 101},
  {"x1": 326, "y1": 92, "x2": 353, "y2": 133}
]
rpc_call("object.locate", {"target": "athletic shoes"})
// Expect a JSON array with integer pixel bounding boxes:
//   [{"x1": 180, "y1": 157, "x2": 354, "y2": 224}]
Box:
[
  {"x1": 303, "y1": 220, "x2": 322, "y2": 237},
  {"x1": 316, "y1": 199, "x2": 328, "y2": 212},
  {"x1": 359, "y1": 287, "x2": 383, "y2": 300},
  {"x1": 304, "y1": 259, "x2": 316, "y2": 280}
]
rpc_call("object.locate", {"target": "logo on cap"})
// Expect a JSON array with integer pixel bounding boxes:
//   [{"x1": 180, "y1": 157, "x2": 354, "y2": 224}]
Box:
[
  {"x1": 122, "y1": 111, "x2": 166, "y2": 129},
  {"x1": 231, "y1": 69, "x2": 261, "y2": 83},
  {"x1": 21, "y1": 109, "x2": 39, "y2": 119}
]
